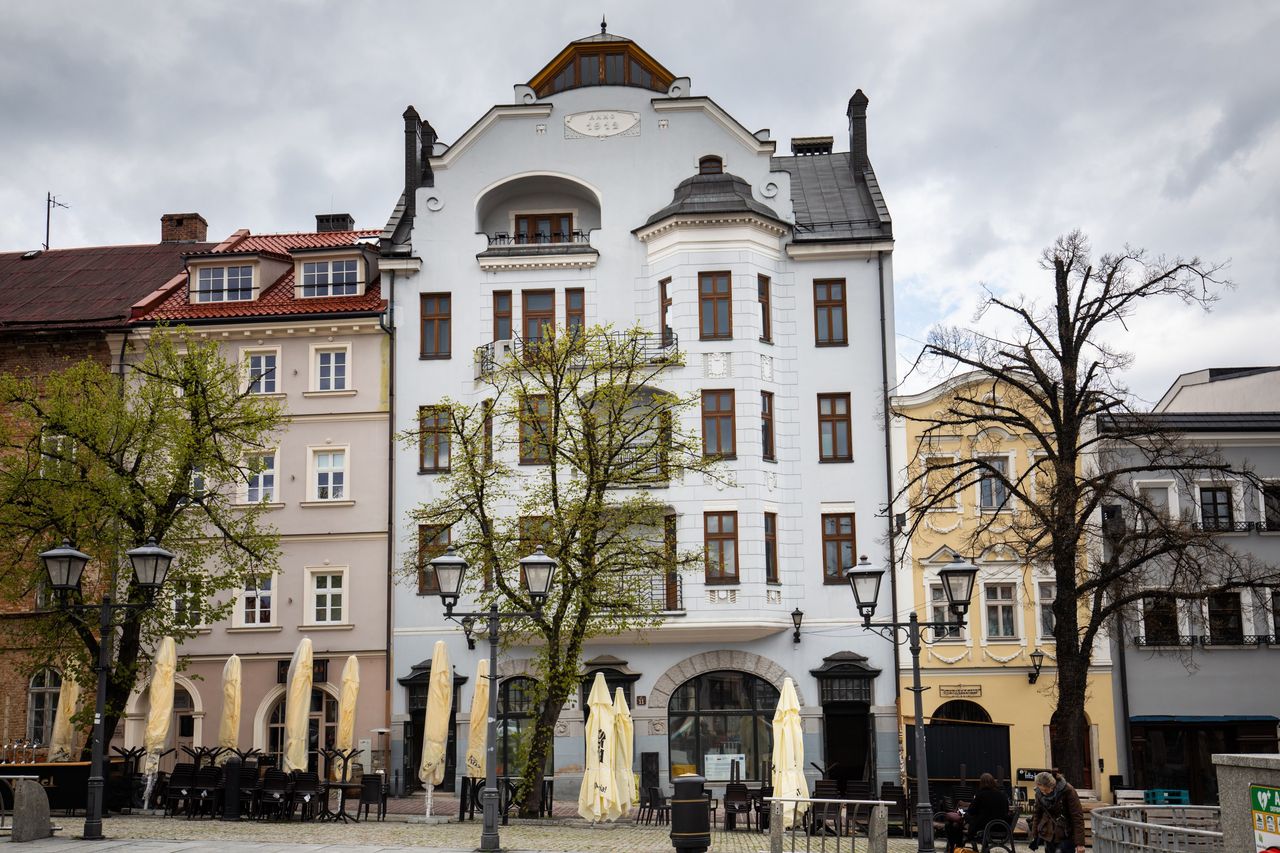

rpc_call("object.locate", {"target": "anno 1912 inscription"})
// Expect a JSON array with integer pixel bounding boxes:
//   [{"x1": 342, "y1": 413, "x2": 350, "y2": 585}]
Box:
[{"x1": 564, "y1": 111, "x2": 641, "y2": 139}]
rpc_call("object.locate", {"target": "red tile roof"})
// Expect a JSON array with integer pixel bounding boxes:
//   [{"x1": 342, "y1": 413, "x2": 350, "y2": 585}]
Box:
[
  {"x1": 0, "y1": 242, "x2": 211, "y2": 330},
  {"x1": 136, "y1": 230, "x2": 387, "y2": 323}
]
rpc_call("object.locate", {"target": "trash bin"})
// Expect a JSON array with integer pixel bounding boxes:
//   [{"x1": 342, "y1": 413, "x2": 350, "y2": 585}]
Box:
[
  {"x1": 670, "y1": 774, "x2": 710, "y2": 853},
  {"x1": 221, "y1": 758, "x2": 241, "y2": 820}
]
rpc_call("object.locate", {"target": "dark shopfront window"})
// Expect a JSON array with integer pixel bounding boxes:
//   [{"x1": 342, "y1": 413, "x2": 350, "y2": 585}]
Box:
[
  {"x1": 498, "y1": 677, "x2": 553, "y2": 779},
  {"x1": 668, "y1": 670, "x2": 780, "y2": 782}
]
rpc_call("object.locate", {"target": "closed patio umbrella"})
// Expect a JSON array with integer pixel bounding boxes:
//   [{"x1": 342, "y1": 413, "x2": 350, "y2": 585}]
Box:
[
  {"x1": 771, "y1": 677, "x2": 808, "y2": 829},
  {"x1": 217, "y1": 655, "x2": 242, "y2": 757},
  {"x1": 464, "y1": 657, "x2": 489, "y2": 779},
  {"x1": 577, "y1": 672, "x2": 615, "y2": 822},
  {"x1": 418, "y1": 640, "x2": 452, "y2": 816},
  {"x1": 141, "y1": 636, "x2": 177, "y2": 805},
  {"x1": 46, "y1": 668, "x2": 81, "y2": 762},
  {"x1": 610, "y1": 686, "x2": 634, "y2": 821},
  {"x1": 335, "y1": 655, "x2": 360, "y2": 780},
  {"x1": 283, "y1": 638, "x2": 313, "y2": 773}
]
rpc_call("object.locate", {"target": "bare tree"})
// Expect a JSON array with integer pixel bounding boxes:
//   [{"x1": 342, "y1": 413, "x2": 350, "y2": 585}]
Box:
[{"x1": 895, "y1": 231, "x2": 1278, "y2": 787}]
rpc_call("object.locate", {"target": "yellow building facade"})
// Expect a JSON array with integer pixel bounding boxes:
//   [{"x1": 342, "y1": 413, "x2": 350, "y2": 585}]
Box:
[{"x1": 892, "y1": 373, "x2": 1119, "y2": 802}]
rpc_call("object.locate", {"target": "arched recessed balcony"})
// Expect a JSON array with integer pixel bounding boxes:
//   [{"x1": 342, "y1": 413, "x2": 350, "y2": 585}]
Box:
[{"x1": 475, "y1": 174, "x2": 601, "y2": 271}]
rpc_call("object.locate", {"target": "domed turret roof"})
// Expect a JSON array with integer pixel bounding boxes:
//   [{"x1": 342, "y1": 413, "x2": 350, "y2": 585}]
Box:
[{"x1": 641, "y1": 171, "x2": 786, "y2": 230}]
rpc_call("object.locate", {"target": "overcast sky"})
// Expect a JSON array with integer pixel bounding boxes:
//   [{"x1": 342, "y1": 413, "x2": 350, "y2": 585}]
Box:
[{"x1": 2, "y1": 1, "x2": 1277, "y2": 403}]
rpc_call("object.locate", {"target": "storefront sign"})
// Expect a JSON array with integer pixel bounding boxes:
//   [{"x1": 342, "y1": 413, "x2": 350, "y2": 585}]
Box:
[
  {"x1": 938, "y1": 685, "x2": 982, "y2": 699},
  {"x1": 704, "y1": 753, "x2": 746, "y2": 782},
  {"x1": 1017, "y1": 768, "x2": 1053, "y2": 782},
  {"x1": 1250, "y1": 784, "x2": 1280, "y2": 852}
]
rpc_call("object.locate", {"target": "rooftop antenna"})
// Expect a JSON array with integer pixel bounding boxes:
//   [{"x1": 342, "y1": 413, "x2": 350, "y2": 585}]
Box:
[
  {"x1": 44, "y1": 192, "x2": 70, "y2": 251},
  {"x1": 601, "y1": 15, "x2": 607, "y2": 34}
]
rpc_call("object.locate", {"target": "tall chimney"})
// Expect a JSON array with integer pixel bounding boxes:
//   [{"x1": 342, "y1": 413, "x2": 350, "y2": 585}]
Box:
[
  {"x1": 160, "y1": 213, "x2": 208, "y2": 243},
  {"x1": 846, "y1": 89, "x2": 870, "y2": 173},
  {"x1": 403, "y1": 106, "x2": 422, "y2": 223},
  {"x1": 316, "y1": 213, "x2": 355, "y2": 233}
]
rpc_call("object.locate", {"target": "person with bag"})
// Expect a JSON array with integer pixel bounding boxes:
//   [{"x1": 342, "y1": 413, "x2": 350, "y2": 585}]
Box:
[
  {"x1": 964, "y1": 773, "x2": 1011, "y2": 843},
  {"x1": 1028, "y1": 771, "x2": 1085, "y2": 853}
]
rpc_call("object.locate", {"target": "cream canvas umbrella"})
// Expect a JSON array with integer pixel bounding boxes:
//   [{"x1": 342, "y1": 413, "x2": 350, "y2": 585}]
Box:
[
  {"x1": 46, "y1": 668, "x2": 81, "y2": 762},
  {"x1": 609, "y1": 686, "x2": 634, "y2": 821},
  {"x1": 217, "y1": 655, "x2": 242, "y2": 758},
  {"x1": 417, "y1": 640, "x2": 452, "y2": 816},
  {"x1": 464, "y1": 657, "x2": 489, "y2": 779},
  {"x1": 335, "y1": 655, "x2": 360, "y2": 780},
  {"x1": 141, "y1": 636, "x2": 177, "y2": 806},
  {"x1": 771, "y1": 677, "x2": 809, "y2": 829},
  {"x1": 577, "y1": 672, "x2": 615, "y2": 822},
  {"x1": 283, "y1": 637, "x2": 313, "y2": 773}
]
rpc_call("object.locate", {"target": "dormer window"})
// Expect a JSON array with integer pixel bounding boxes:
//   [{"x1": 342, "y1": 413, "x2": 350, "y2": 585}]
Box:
[
  {"x1": 699, "y1": 156, "x2": 723, "y2": 175},
  {"x1": 302, "y1": 259, "x2": 359, "y2": 297},
  {"x1": 196, "y1": 265, "x2": 253, "y2": 302},
  {"x1": 529, "y1": 36, "x2": 676, "y2": 98}
]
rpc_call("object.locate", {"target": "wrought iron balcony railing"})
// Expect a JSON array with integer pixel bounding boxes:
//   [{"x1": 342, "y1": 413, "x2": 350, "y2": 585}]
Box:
[
  {"x1": 597, "y1": 572, "x2": 684, "y2": 613},
  {"x1": 473, "y1": 331, "x2": 679, "y2": 378},
  {"x1": 1191, "y1": 520, "x2": 1253, "y2": 533},
  {"x1": 1136, "y1": 633, "x2": 1276, "y2": 647},
  {"x1": 485, "y1": 230, "x2": 592, "y2": 246}
]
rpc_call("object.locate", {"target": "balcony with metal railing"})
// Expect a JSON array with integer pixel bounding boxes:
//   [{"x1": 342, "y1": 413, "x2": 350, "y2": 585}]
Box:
[
  {"x1": 475, "y1": 230, "x2": 600, "y2": 271},
  {"x1": 473, "y1": 330, "x2": 679, "y2": 378}
]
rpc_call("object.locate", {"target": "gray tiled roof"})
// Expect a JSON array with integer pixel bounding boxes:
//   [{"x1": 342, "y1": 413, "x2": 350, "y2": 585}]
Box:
[
  {"x1": 1101, "y1": 412, "x2": 1280, "y2": 433},
  {"x1": 639, "y1": 172, "x2": 787, "y2": 231},
  {"x1": 770, "y1": 152, "x2": 893, "y2": 243}
]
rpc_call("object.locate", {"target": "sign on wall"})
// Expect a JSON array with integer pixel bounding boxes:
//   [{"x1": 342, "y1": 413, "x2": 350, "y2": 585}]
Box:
[
  {"x1": 704, "y1": 753, "x2": 747, "y2": 782},
  {"x1": 1251, "y1": 784, "x2": 1280, "y2": 852},
  {"x1": 938, "y1": 685, "x2": 983, "y2": 699},
  {"x1": 564, "y1": 111, "x2": 641, "y2": 139}
]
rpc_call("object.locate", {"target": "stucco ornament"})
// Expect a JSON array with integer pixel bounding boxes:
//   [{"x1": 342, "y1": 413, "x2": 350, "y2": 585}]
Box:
[{"x1": 761, "y1": 354, "x2": 773, "y2": 381}]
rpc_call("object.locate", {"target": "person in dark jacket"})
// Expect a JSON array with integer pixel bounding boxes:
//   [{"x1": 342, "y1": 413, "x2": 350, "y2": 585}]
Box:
[
  {"x1": 964, "y1": 773, "x2": 1011, "y2": 843},
  {"x1": 1028, "y1": 771, "x2": 1086, "y2": 853}
]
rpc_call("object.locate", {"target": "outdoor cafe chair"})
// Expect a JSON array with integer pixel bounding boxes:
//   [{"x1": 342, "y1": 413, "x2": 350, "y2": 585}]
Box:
[
  {"x1": 645, "y1": 787, "x2": 671, "y2": 825},
  {"x1": 290, "y1": 770, "x2": 323, "y2": 821},
  {"x1": 357, "y1": 774, "x2": 383, "y2": 821},
  {"x1": 979, "y1": 818, "x2": 1017, "y2": 852},
  {"x1": 723, "y1": 782, "x2": 753, "y2": 831},
  {"x1": 188, "y1": 765, "x2": 223, "y2": 819},
  {"x1": 163, "y1": 762, "x2": 196, "y2": 817},
  {"x1": 258, "y1": 769, "x2": 292, "y2": 820}
]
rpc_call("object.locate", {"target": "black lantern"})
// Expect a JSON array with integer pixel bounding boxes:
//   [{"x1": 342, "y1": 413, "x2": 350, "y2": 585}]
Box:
[
  {"x1": 845, "y1": 555, "x2": 884, "y2": 623},
  {"x1": 938, "y1": 555, "x2": 978, "y2": 619},
  {"x1": 461, "y1": 616, "x2": 477, "y2": 650},
  {"x1": 791, "y1": 608, "x2": 804, "y2": 643},
  {"x1": 429, "y1": 546, "x2": 469, "y2": 608},
  {"x1": 125, "y1": 537, "x2": 175, "y2": 591},
  {"x1": 1028, "y1": 648, "x2": 1046, "y2": 684},
  {"x1": 39, "y1": 539, "x2": 91, "y2": 593},
  {"x1": 518, "y1": 545, "x2": 557, "y2": 607}
]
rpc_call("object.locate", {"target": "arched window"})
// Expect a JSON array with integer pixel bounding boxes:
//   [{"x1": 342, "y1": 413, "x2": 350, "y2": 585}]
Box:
[
  {"x1": 27, "y1": 669, "x2": 61, "y2": 743},
  {"x1": 267, "y1": 687, "x2": 338, "y2": 773},
  {"x1": 497, "y1": 677, "x2": 551, "y2": 778},
  {"x1": 667, "y1": 670, "x2": 780, "y2": 781},
  {"x1": 698, "y1": 156, "x2": 723, "y2": 175},
  {"x1": 932, "y1": 699, "x2": 991, "y2": 723}
]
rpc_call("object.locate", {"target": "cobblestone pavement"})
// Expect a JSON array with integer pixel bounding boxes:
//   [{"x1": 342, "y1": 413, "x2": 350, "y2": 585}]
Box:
[{"x1": 11, "y1": 814, "x2": 923, "y2": 852}]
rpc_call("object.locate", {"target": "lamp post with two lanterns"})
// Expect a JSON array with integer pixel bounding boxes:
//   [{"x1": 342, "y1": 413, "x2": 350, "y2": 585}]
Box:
[
  {"x1": 425, "y1": 544, "x2": 557, "y2": 853},
  {"x1": 844, "y1": 553, "x2": 978, "y2": 853},
  {"x1": 37, "y1": 537, "x2": 176, "y2": 841}
]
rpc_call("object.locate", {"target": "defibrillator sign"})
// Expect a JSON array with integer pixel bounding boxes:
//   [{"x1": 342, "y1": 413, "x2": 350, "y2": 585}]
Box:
[{"x1": 1250, "y1": 784, "x2": 1280, "y2": 853}]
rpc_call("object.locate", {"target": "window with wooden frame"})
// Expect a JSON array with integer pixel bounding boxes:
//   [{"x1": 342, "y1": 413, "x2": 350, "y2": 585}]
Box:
[
  {"x1": 1199, "y1": 486, "x2": 1234, "y2": 531},
  {"x1": 761, "y1": 391, "x2": 775, "y2": 462},
  {"x1": 701, "y1": 390, "x2": 736, "y2": 458},
  {"x1": 813, "y1": 279, "x2": 848, "y2": 346},
  {"x1": 698, "y1": 271, "x2": 732, "y2": 340},
  {"x1": 820, "y1": 513, "x2": 855, "y2": 584},
  {"x1": 699, "y1": 156, "x2": 723, "y2": 175},
  {"x1": 1142, "y1": 595, "x2": 1179, "y2": 644},
  {"x1": 817, "y1": 393, "x2": 852, "y2": 462},
  {"x1": 519, "y1": 394, "x2": 552, "y2": 464},
  {"x1": 416, "y1": 525, "x2": 450, "y2": 595},
  {"x1": 532, "y1": 45, "x2": 673, "y2": 97},
  {"x1": 566, "y1": 288, "x2": 585, "y2": 337},
  {"x1": 659, "y1": 278, "x2": 673, "y2": 345},
  {"x1": 758, "y1": 275, "x2": 772, "y2": 342},
  {"x1": 764, "y1": 512, "x2": 779, "y2": 583},
  {"x1": 418, "y1": 406, "x2": 450, "y2": 473},
  {"x1": 663, "y1": 513, "x2": 680, "y2": 610},
  {"x1": 522, "y1": 290, "x2": 555, "y2": 343},
  {"x1": 515, "y1": 213, "x2": 573, "y2": 245},
  {"x1": 1207, "y1": 592, "x2": 1244, "y2": 644},
  {"x1": 420, "y1": 293, "x2": 451, "y2": 358},
  {"x1": 704, "y1": 511, "x2": 739, "y2": 584},
  {"x1": 494, "y1": 291, "x2": 512, "y2": 341}
]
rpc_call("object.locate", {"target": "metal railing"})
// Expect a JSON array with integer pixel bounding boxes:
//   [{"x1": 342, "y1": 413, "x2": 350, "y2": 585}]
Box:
[
  {"x1": 474, "y1": 331, "x2": 679, "y2": 377},
  {"x1": 484, "y1": 230, "x2": 591, "y2": 246},
  {"x1": 1135, "y1": 633, "x2": 1276, "y2": 647},
  {"x1": 765, "y1": 798, "x2": 892, "y2": 853},
  {"x1": 1091, "y1": 804, "x2": 1222, "y2": 852}
]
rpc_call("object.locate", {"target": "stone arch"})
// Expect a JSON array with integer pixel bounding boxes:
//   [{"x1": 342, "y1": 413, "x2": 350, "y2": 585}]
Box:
[
  {"x1": 252, "y1": 681, "x2": 340, "y2": 751},
  {"x1": 648, "y1": 650, "x2": 805, "y2": 710},
  {"x1": 495, "y1": 658, "x2": 539, "y2": 680}
]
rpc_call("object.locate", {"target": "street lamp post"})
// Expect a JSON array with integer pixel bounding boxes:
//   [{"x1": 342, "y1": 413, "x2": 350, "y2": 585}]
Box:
[
  {"x1": 39, "y1": 537, "x2": 175, "y2": 841},
  {"x1": 845, "y1": 553, "x2": 978, "y2": 853},
  {"x1": 426, "y1": 544, "x2": 557, "y2": 853}
]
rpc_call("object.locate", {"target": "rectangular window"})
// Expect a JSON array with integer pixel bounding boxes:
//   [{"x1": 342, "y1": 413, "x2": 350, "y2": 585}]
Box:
[
  {"x1": 985, "y1": 583, "x2": 1017, "y2": 639},
  {"x1": 813, "y1": 279, "x2": 847, "y2": 346},
  {"x1": 1207, "y1": 592, "x2": 1244, "y2": 644},
  {"x1": 312, "y1": 572, "x2": 344, "y2": 623},
  {"x1": 820, "y1": 513, "x2": 856, "y2": 585},
  {"x1": 246, "y1": 453, "x2": 276, "y2": 503},
  {"x1": 314, "y1": 449, "x2": 346, "y2": 500},
  {"x1": 517, "y1": 516, "x2": 554, "y2": 589},
  {"x1": 764, "y1": 512, "x2": 779, "y2": 583},
  {"x1": 659, "y1": 278, "x2": 673, "y2": 345},
  {"x1": 316, "y1": 348, "x2": 348, "y2": 391},
  {"x1": 416, "y1": 525, "x2": 450, "y2": 595},
  {"x1": 698, "y1": 271, "x2": 732, "y2": 340},
  {"x1": 515, "y1": 212, "x2": 573, "y2": 244},
  {"x1": 494, "y1": 291, "x2": 512, "y2": 341},
  {"x1": 1143, "y1": 595, "x2": 1179, "y2": 644},
  {"x1": 173, "y1": 579, "x2": 203, "y2": 627},
  {"x1": 566, "y1": 288, "x2": 585, "y2": 337},
  {"x1": 930, "y1": 585, "x2": 962, "y2": 640},
  {"x1": 980, "y1": 457, "x2": 1010, "y2": 510},
  {"x1": 758, "y1": 274, "x2": 772, "y2": 343},
  {"x1": 301, "y1": 259, "x2": 359, "y2": 297},
  {"x1": 1039, "y1": 581, "x2": 1057, "y2": 637},
  {"x1": 1198, "y1": 486, "x2": 1234, "y2": 530},
  {"x1": 243, "y1": 575, "x2": 272, "y2": 625},
  {"x1": 701, "y1": 390, "x2": 736, "y2": 458},
  {"x1": 196, "y1": 265, "x2": 253, "y2": 302},
  {"x1": 1138, "y1": 484, "x2": 1170, "y2": 529},
  {"x1": 245, "y1": 350, "x2": 278, "y2": 394},
  {"x1": 522, "y1": 290, "x2": 555, "y2": 343},
  {"x1": 419, "y1": 406, "x2": 451, "y2": 473},
  {"x1": 519, "y1": 395, "x2": 552, "y2": 464},
  {"x1": 1272, "y1": 588, "x2": 1280, "y2": 639},
  {"x1": 761, "y1": 391, "x2": 775, "y2": 462},
  {"x1": 1264, "y1": 485, "x2": 1280, "y2": 532},
  {"x1": 420, "y1": 293, "x2": 452, "y2": 358},
  {"x1": 817, "y1": 393, "x2": 852, "y2": 462},
  {"x1": 704, "y1": 511, "x2": 739, "y2": 584}
]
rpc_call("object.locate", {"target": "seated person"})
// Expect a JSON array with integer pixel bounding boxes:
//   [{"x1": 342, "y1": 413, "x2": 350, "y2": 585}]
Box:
[{"x1": 964, "y1": 773, "x2": 1011, "y2": 842}]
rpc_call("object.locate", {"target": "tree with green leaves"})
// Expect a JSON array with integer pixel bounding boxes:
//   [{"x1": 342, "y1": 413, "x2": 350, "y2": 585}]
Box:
[
  {"x1": 406, "y1": 326, "x2": 720, "y2": 817},
  {"x1": 0, "y1": 328, "x2": 284, "y2": 746}
]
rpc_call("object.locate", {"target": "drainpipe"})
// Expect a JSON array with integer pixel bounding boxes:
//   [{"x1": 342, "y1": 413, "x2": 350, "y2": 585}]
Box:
[
  {"x1": 876, "y1": 249, "x2": 903, "y2": 776},
  {"x1": 1114, "y1": 612, "x2": 1133, "y2": 788},
  {"x1": 380, "y1": 271, "x2": 397, "y2": 721}
]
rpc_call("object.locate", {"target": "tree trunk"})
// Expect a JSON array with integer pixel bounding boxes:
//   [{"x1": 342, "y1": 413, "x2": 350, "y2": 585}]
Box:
[
  {"x1": 1049, "y1": 650, "x2": 1090, "y2": 789},
  {"x1": 517, "y1": 687, "x2": 564, "y2": 818}
]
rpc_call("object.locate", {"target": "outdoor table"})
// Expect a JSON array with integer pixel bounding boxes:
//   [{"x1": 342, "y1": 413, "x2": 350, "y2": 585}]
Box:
[
  {"x1": 458, "y1": 776, "x2": 483, "y2": 820},
  {"x1": 180, "y1": 746, "x2": 226, "y2": 768},
  {"x1": 318, "y1": 748, "x2": 363, "y2": 823}
]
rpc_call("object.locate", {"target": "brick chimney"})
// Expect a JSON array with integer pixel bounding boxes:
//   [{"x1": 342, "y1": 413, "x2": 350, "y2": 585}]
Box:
[
  {"x1": 846, "y1": 89, "x2": 870, "y2": 173},
  {"x1": 161, "y1": 213, "x2": 208, "y2": 242},
  {"x1": 316, "y1": 213, "x2": 356, "y2": 233}
]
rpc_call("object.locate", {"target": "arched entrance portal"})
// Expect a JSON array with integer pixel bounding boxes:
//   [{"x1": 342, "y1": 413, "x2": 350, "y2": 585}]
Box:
[
  {"x1": 667, "y1": 670, "x2": 779, "y2": 782},
  {"x1": 811, "y1": 651, "x2": 880, "y2": 790},
  {"x1": 267, "y1": 687, "x2": 337, "y2": 774}
]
